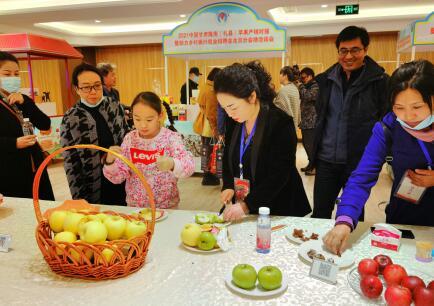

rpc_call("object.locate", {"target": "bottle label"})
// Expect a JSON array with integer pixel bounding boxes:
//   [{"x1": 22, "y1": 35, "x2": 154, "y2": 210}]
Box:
[{"x1": 256, "y1": 228, "x2": 271, "y2": 249}]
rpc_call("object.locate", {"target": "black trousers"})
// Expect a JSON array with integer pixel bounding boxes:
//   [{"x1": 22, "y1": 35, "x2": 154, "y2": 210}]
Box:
[
  {"x1": 301, "y1": 128, "x2": 315, "y2": 167},
  {"x1": 312, "y1": 159, "x2": 364, "y2": 220}
]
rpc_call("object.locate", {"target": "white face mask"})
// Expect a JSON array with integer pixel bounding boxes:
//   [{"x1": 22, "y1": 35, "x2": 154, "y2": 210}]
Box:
[
  {"x1": 192, "y1": 75, "x2": 199, "y2": 84},
  {"x1": 0, "y1": 76, "x2": 21, "y2": 93},
  {"x1": 81, "y1": 96, "x2": 104, "y2": 108},
  {"x1": 396, "y1": 115, "x2": 434, "y2": 130}
]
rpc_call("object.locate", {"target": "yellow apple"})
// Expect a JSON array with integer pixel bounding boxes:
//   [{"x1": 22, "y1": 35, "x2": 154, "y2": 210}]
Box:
[
  {"x1": 70, "y1": 240, "x2": 93, "y2": 263},
  {"x1": 80, "y1": 220, "x2": 108, "y2": 244},
  {"x1": 104, "y1": 216, "x2": 127, "y2": 241},
  {"x1": 96, "y1": 246, "x2": 118, "y2": 265},
  {"x1": 180, "y1": 223, "x2": 202, "y2": 247},
  {"x1": 124, "y1": 220, "x2": 147, "y2": 239},
  {"x1": 95, "y1": 213, "x2": 110, "y2": 222},
  {"x1": 48, "y1": 210, "x2": 68, "y2": 233},
  {"x1": 63, "y1": 212, "x2": 86, "y2": 234},
  {"x1": 53, "y1": 231, "x2": 77, "y2": 255}
]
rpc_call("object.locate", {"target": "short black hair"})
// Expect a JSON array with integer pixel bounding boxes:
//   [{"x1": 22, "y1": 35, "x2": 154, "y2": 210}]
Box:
[
  {"x1": 335, "y1": 26, "x2": 370, "y2": 49},
  {"x1": 214, "y1": 61, "x2": 276, "y2": 105},
  {"x1": 0, "y1": 51, "x2": 19, "y2": 68},
  {"x1": 207, "y1": 67, "x2": 221, "y2": 81},
  {"x1": 72, "y1": 62, "x2": 103, "y2": 87},
  {"x1": 300, "y1": 67, "x2": 315, "y2": 78},
  {"x1": 96, "y1": 62, "x2": 116, "y2": 77},
  {"x1": 389, "y1": 60, "x2": 434, "y2": 111},
  {"x1": 279, "y1": 66, "x2": 295, "y2": 82}
]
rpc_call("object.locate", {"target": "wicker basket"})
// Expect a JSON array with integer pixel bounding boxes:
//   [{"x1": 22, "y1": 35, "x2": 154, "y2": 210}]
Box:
[{"x1": 33, "y1": 144, "x2": 156, "y2": 280}]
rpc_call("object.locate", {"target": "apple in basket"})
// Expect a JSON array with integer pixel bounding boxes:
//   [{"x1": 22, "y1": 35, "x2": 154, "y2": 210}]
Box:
[
  {"x1": 54, "y1": 231, "x2": 77, "y2": 255},
  {"x1": 80, "y1": 220, "x2": 108, "y2": 244},
  {"x1": 232, "y1": 264, "x2": 257, "y2": 290},
  {"x1": 70, "y1": 240, "x2": 93, "y2": 263},
  {"x1": 197, "y1": 232, "x2": 217, "y2": 251},
  {"x1": 96, "y1": 246, "x2": 118, "y2": 265},
  {"x1": 48, "y1": 210, "x2": 68, "y2": 233},
  {"x1": 124, "y1": 220, "x2": 147, "y2": 239},
  {"x1": 258, "y1": 266, "x2": 283, "y2": 290},
  {"x1": 104, "y1": 216, "x2": 127, "y2": 241},
  {"x1": 181, "y1": 223, "x2": 202, "y2": 247},
  {"x1": 63, "y1": 212, "x2": 86, "y2": 235}
]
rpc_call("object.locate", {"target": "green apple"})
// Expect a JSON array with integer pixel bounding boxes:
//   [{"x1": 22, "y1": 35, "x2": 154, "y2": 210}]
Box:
[
  {"x1": 197, "y1": 232, "x2": 217, "y2": 250},
  {"x1": 96, "y1": 246, "x2": 118, "y2": 265},
  {"x1": 104, "y1": 216, "x2": 127, "y2": 240},
  {"x1": 195, "y1": 213, "x2": 210, "y2": 225},
  {"x1": 63, "y1": 212, "x2": 86, "y2": 234},
  {"x1": 257, "y1": 266, "x2": 282, "y2": 290},
  {"x1": 124, "y1": 220, "x2": 147, "y2": 239},
  {"x1": 181, "y1": 223, "x2": 202, "y2": 247},
  {"x1": 232, "y1": 264, "x2": 257, "y2": 290},
  {"x1": 53, "y1": 231, "x2": 77, "y2": 255},
  {"x1": 48, "y1": 210, "x2": 68, "y2": 232},
  {"x1": 214, "y1": 214, "x2": 224, "y2": 223},
  {"x1": 80, "y1": 220, "x2": 108, "y2": 244},
  {"x1": 207, "y1": 214, "x2": 218, "y2": 223},
  {"x1": 70, "y1": 240, "x2": 93, "y2": 262}
]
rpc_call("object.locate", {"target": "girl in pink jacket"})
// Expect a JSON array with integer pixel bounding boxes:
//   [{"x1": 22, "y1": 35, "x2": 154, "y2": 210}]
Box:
[{"x1": 103, "y1": 92, "x2": 194, "y2": 208}]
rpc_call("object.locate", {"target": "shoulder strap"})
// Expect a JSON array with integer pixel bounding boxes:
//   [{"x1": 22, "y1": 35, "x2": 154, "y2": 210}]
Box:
[{"x1": 380, "y1": 121, "x2": 393, "y2": 164}]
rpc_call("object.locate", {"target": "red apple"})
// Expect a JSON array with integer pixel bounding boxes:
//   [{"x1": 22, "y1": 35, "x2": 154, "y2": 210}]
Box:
[
  {"x1": 360, "y1": 275, "x2": 383, "y2": 299},
  {"x1": 383, "y1": 264, "x2": 408, "y2": 286},
  {"x1": 373, "y1": 254, "x2": 393, "y2": 274},
  {"x1": 358, "y1": 258, "x2": 379, "y2": 277},
  {"x1": 385, "y1": 285, "x2": 412, "y2": 306},
  {"x1": 428, "y1": 281, "x2": 434, "y2": 290},
  {"x1": 413, "y1": 286, "x2": 434, "y2": 306},
  {"x1": 401, "y1": 275, "x2": 426, "y2": 296}
]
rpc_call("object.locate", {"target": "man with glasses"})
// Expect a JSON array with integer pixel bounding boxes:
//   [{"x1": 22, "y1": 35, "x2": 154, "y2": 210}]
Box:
[{"x1": 311, "y1": 26, "x2": 389, "y2": 221}]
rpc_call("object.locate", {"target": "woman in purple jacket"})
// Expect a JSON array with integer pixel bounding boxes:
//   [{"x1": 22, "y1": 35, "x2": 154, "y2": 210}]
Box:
[{"x1": 324, "y1": 60, "x2": 433, "y2": 255}]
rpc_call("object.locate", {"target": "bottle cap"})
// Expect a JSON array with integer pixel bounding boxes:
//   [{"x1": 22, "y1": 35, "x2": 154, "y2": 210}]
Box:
[{"x1": 258, "y1": 207, "x2": 270, "y2": 215}]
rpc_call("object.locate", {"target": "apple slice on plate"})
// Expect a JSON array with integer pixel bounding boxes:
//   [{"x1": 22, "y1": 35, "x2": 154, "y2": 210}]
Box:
[
  {"x1": 298, "y1": 240, "x2": 355, "y2": 269},
  {"x1": 135, "y1": 208, "x2": 168, "y2": 222}
]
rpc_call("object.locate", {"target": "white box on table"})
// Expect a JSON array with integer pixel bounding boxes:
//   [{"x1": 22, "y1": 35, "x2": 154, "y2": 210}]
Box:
[{"x1": 371, "y1": 223, "x2": 401, "y2": 251}]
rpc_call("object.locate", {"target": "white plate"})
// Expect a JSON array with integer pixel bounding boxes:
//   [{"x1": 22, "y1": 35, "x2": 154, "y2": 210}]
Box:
[
  {"x1": 181, "y1": 243, "x2": 221, "y2": 253},
  {"x1": 298, "y1": 240, "x2": 355, "y2": 269},
  {"x1": 285, "y1": 227, "x2": 323, "y2": 245},
  {"x1": 135, "y1": 208, "x2": 168, "y2": 222},
  {"x1": 348, "y1": 267, "x2": 434, "y2": 304},
  {"x1": 225, "y1": 269, "x2": 288, "y2": 298}
]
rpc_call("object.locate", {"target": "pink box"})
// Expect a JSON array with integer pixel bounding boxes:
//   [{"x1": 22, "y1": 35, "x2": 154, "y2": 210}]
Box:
[{"x1": 371, "y1": 223, "x2": 401, "y2": 251}]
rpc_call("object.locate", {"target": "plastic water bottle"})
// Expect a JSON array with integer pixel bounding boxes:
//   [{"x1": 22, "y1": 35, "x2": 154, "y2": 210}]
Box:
[
  {"x1": 256, "y1": 207, "x2": 271, "y2": 254},
  {"x1": 22, "y1": 118, "x2": 34, "y2": 136}
]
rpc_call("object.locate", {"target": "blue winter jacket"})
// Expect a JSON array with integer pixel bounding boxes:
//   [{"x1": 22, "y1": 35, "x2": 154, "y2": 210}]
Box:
[{"x1": 336, "y1": 112, "x2": 434, "y2": 227}]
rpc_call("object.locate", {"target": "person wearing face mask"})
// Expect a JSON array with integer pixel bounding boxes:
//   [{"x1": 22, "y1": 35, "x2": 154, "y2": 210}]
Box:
[
  {"x1": 60, "y1": 63, "x2": 129, "y2": 205},
  {"x1": 323, "y1": 60, "x2": 434, "y2": 255},
  {"x1": 0, "y1": 51, "x2": 54, "y2": 200},
  {"x1": 180, "y1": 67, "x2": 201, "y2": 104},
  {"x1": 214, "y1": 61, "x2": 311, "y2": 221}
]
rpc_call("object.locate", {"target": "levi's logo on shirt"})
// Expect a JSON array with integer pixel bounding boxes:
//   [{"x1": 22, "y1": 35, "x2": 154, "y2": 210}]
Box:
[{"x1": 130, "y1": 148, "x2": 165, "y2": 165}]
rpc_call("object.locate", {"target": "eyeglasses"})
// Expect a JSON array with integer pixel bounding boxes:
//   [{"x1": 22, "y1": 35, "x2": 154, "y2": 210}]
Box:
[
  {"x1": 78, "y1": 84, "x2": 102, "y2": 93},
  {"x1": 338, "y1": 47, "x2": 364, "y2": 57}
]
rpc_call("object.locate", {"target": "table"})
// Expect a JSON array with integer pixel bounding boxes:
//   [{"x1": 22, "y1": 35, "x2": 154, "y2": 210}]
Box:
[{"x1": 0, "y1": 197, "x2": 432, "y2": 305}]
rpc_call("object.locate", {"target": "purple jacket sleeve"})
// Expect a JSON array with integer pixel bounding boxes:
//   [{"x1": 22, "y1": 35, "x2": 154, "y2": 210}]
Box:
[{"x1": 336, "y1": 121, "x2": 388, "y2": 227}]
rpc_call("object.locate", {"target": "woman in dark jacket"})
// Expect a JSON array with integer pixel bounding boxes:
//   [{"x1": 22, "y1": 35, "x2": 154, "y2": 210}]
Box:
[
  {"x1": 214, "y1": 61, "x2": 311, "y2": 220},
  {"x1": 0, "y1": 51, "x2": 54, "y2": 200},
  {"x1": 60, "y1": 63, "x2": 129, "y2": 205}
]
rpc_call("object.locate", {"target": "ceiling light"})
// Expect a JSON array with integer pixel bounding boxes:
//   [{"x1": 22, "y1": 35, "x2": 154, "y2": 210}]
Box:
[
  {"x1": 321, "y1": 4, "x2": 328, "y2": 8},
  {"x1": 179, "y1": 14, "x2": 186, "y2": 18},
  {"x1": 95, "y1": 20, "x2": 101, "y2": 23}
]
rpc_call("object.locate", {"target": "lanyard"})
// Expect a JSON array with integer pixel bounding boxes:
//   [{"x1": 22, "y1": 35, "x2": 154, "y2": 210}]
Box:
[
  {"x1": 417, "y1": 139, "x2": 433, "y2": 170},
  {"x1": 239, "y1": 120, "x2": 257, "y2": 179}
]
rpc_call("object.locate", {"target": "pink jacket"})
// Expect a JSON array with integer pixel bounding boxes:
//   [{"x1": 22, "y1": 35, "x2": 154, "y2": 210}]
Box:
[{"x1": 103, "y1": 128, "x2": 194, "y2": 208}]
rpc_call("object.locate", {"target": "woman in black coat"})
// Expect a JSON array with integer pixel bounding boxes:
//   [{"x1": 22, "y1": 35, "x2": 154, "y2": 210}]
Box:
[
  {"x1": 0, "y1": 51, "x2": 54, "y2": 200},
  {"x1": 214, "y1": 61, "x2": 311, "y2": 220}
]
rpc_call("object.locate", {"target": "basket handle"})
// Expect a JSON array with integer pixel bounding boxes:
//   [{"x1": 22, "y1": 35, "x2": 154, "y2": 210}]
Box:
[{"x1": 32, "y1": 144, "x2": 156, "y2": 231}]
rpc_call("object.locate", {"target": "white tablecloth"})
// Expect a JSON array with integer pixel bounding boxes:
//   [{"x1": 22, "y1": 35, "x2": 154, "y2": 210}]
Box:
[{"x1": 0, "y1": 197, "x2": 432, "y2": 306}]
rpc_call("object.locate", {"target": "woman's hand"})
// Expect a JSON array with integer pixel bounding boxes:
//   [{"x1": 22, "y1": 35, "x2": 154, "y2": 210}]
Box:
[
  {"x1": 408, "y1": 169, "x2": 434, "y2": 188},
  {"x1": 156, "y1": 156, "x2": 174, "y2": 171},
  {"x1": 223, "y1": 202, "x2": 248, "y2": 221},
  {"x1": 16, "y1": 135, "x2": 37, "y2": 149},
  {"x1": 105, "y1": 146, "x2": 122, "y2": 164},
  {"x1": 7, "y1": 93, "x2": 24, "y2": 105},
  {"x1": 322, "y1": 224, "x2": 352, "y2": 255},
  {"x1": 221, "y1": 189, "x2": 234, "y2": 205}
]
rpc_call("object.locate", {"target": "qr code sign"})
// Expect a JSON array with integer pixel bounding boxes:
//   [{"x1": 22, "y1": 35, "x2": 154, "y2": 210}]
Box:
[
  {"x1": 309, "y1": 258, "x2": 338, "y2": 284},
  {"x1": 319, "y1": 262, "x2": 332, "y2": 277},
  {"x1": 0, "y1": 234, "x2": 11, "y2": 252}
]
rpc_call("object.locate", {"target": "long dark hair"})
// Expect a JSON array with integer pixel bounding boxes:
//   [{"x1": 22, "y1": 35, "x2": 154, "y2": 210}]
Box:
[
  {"x1": 389, "y1": 60, "x2": 434, "y2": 111},
  {"x1": 131, "y1": 91, "x2": 176, "y2": 132},
  {"x1": 213, "y1": 61, "x2": 276, "y2": 105}
]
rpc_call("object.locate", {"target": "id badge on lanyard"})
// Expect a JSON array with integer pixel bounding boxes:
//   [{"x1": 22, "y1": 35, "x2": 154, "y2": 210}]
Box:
[
  {"x1": 234, "y1": 121, "x2": 257, "y2": 202},
  {"x1": 395, "y1": 140, "x2": 432, "y2": 204}
]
